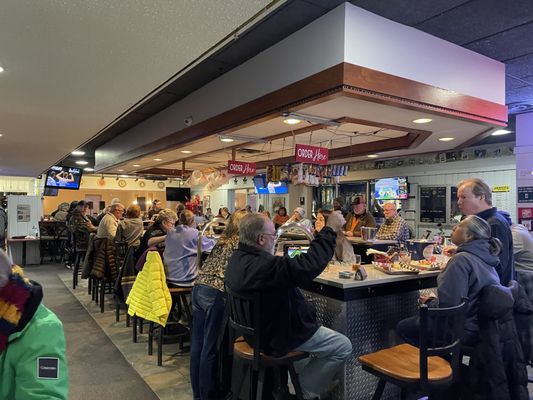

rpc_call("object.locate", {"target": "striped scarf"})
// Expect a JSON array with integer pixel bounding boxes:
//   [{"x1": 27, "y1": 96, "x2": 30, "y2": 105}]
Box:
[{"x1": 0, "y1": 266, "x2": 32, "y2": 352}]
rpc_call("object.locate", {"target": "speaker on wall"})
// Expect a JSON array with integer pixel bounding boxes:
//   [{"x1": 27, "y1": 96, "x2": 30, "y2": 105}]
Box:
[{"x1": 99, "y1": 201, "x2": 106, "y2": 210}]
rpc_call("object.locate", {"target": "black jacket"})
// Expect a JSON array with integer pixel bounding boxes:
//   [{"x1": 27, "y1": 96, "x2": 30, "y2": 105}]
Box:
[
  {"x1": 225, "y1": 227, "x2": 336, "y2": 356},
  {"x1": 477, "y1": 207, "x2": 514, "y2": 285},
  {"x1": 463, "y1": 284, "x2": 528, "y2": 400}
]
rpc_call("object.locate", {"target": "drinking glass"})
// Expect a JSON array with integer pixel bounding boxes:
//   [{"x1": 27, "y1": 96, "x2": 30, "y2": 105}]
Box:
[{"x1": 352, "y1": 254, "x2": 362, "y2": 272}]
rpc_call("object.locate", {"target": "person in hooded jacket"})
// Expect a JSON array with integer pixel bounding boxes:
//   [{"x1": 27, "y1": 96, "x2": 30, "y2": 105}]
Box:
[
  {"x1": 0, "y1": 250, "x2": 69, "y2": 399},
  {"x1": 397, "y1": 215, "x2": 501, "y2": 347}
]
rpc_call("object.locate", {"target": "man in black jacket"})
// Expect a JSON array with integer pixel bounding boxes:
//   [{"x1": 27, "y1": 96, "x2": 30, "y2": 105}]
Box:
[
  {"x1": 456, "y1": 178, "x2": 514, "y2": 285},
  {"x1": 225, "y1": 212, "x2": 352, "y2": 399}
]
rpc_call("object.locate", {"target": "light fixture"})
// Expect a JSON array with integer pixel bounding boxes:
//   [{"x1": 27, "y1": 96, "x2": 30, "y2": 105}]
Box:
[
  {"x1": 132, "y1": 164, "x2": 141, "y2": 167},
  {"x1": 220, "y1": 137, "x2": 235, "y2": 143},
  {"x1": 0, "y1": 133, "x2": 3, "y2": 137},
  {"x1": 234, "y1": 177, "x2": 238, "y2": 184},
  {"x1": 283, "y1": 118, "x2": 301, "y2": 125},
  {"x1": 75, "y1": 160, "x2": 88, "y2": 165},
  {"x1": 439, "y1": 137, "x2": 455, "y2": 142},
  {"x1": 116, "y1": 176, "x2": 119, "y2": 181},
  {"x1": 120, "y1": 174, "x2": 129, "y2": 178},
  {"x1": 491, "y1": 129, "x2": 511, "y2": 136},
  {"x1": 181, "y1": 150, "x2": 192, "y2": 154},
  {"x1": 281, "y1": 112, "x2": 340, "y2": 127},
  {"x1": 71, "y1": 150, "x2": 85, "y2": 156},
  {"x1": 243, "y1": 177, "x2": 248, "y2": 183},
  {"x1": 83, "y1": 167, "x2": 94, "y2": 172},
  {"x1": 154, "y1": 158, "x2": 163, "y2": 161},
  {"x1": 367, "y1": 154, "x2": 379, "y2": 158},
  {"x1": 412, "y1": 118, "x2": 433, "y2": 124},
  {"x1": 135, "y1": 178, "x2": 139, "y2": 182},
  {"x1": 118, "y1": 169, "x2": 124, "y2": 172},
  {"x1": 217, "y1": 134, "x2": 268, "y2": 144},
  {"x1": 0, "y1": 66, "x2": 4, "y2": 73}
]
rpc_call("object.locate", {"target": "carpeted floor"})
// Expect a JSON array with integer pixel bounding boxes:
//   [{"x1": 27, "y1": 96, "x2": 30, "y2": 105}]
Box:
[{"x1": 24, "y1": 263, "x2": 163, "y2": 400}]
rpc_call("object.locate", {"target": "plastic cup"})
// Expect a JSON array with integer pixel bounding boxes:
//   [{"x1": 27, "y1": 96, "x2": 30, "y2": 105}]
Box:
[{"x1": 352, "y1": 254, "x2": 361, "y2": 272}]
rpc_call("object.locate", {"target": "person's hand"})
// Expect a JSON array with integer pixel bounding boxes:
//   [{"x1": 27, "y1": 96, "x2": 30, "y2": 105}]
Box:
[
  {"x1": 443, "y1": 245, "x2": 457, "y2": 257},
  {"x1": 0, "y1": 250, "x2": 13, "y2": 289},
  {"x1": 326, "y1": 211, "x2": 346, "y2": 232},
  {"x1": 344, "y1": 230, "x2": 353, "y2": 237}
]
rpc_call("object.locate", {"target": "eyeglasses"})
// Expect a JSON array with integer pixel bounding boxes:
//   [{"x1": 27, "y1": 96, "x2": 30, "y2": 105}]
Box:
[{"x1": 259, "y1": 232, "x2": 277, "y2": 238}]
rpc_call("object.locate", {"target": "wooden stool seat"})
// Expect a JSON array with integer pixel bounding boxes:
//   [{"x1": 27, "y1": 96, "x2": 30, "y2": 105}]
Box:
[
  {"x1": 233, "y1": 336, "x2": 308, "y2": 365},
  {"x1": 358, "y1": 343, "x2": 452, "y2": 382}
]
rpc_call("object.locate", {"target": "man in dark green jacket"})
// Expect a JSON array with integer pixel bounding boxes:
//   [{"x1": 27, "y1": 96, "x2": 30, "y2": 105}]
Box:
[{"x1": 0, "y1": 250, "x2": 69, "y2": 399}]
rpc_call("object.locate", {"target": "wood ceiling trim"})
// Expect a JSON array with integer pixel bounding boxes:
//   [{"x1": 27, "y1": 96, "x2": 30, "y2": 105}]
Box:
[
  {"x1": 136, "y1": 167, "x2": 191, "y2": 177},
  {"x1": 341, "y1": 63, "x2": 507, "y2": 126}
]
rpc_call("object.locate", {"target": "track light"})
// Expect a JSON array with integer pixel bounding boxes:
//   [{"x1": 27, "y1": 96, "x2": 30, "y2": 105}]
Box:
[
  {"x1": 243, "y1": 177, "x2": 248, "y2": 183},
  {"x1": 234, "y1": 177, "x2": 238, "y2": 184}
]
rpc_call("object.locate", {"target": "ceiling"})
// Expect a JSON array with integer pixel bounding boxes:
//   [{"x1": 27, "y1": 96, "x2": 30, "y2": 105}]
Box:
[{"x1": 1, "y1": 0, "x2": 531, "y2": 178}]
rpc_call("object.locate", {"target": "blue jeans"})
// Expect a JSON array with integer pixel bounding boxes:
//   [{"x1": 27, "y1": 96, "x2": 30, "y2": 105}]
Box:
[
  {"x1": 292, "y1": 326, "x2": 352, "y2": 399},
  {"x1": 190, "y1": 284, "x2": 226, "y2": 400}
]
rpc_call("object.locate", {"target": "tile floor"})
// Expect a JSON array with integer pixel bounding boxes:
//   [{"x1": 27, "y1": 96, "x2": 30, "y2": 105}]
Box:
[{"x1": 58, "y1": 271, "x2": 193, "y2": 400}]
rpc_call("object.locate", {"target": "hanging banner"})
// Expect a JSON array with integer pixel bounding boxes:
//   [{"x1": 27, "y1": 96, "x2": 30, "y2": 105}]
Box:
[
  {"x1": 294, "y1": 144, "x2": 329, "y2": 165},
  {"x1": 228, "y1": 160, "x2": 256, "y2": 176}
]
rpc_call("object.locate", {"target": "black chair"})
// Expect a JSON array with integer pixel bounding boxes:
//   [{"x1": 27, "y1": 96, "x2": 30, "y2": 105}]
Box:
[
  {"x1": 54, "y1": 222, "x2": 69, "y2": 263},
  {"x1": 226, "y1": 286, "x2": 308, "y2": 400},
  {"x1": 39, "y1": 221, "x2": 56, "y2": 263},
  {"x1": 358, "y1": 300, "x2": 468, "y2": 400}
]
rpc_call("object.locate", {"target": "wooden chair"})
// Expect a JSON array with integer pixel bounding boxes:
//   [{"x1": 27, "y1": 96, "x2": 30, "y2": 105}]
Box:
[
  {"x1": 358, "y1": 300, "x2": 468, "y2": 400},
  {"x1": 226, "y1": 286, "x2": 308, "y2": 400}
]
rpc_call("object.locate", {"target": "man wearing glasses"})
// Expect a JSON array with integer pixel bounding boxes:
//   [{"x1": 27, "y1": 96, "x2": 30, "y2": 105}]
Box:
[
  {"x1": 96, "y1": 203, "x2": 125, "y2": 240},
  {"x1": 225, "y1": 212, "x2": 352, "y2": 399}
]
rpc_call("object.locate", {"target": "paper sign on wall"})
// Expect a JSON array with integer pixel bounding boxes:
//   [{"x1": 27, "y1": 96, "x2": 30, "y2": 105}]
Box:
[
  {"x1": 228, "y1": 160, "x2": 256, "y2": 176},
  {"x1": 294, "y1": 144, "x2": 329, "y2": 165}
]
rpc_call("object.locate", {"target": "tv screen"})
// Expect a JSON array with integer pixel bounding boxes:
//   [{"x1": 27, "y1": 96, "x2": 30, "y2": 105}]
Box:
[
  {"x1": 253, "y1": 175, "x2": 267, "y2": 188},
  {"x1": 43, "y1": 187, "x2": 58, "y2": 196},
  {"x1": 166, "y1": 187, "x2": 191, "y2": 202},
  {"x1": 374, "y1": 177, "x2": 408, "y2": 200},
  {"x1": 285, "y1": 245, "x2": 310, "y2": 258},
  {"x1": 45, "y1": 166, "x2": 83, "y2": 190},
  {"x1": 255, "y1": 181, "x2": 288, "y2": 194}
]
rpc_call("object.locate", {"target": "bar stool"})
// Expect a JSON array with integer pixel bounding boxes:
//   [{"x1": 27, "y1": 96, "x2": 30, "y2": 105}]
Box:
[
  {"x1": 147, "y1": 285, "x2": 193, "y2": 366},
  {"x1": 358, "y1": 300, "x2": 468, "y2": 399},
  {"x1": 226, "y1": 286, "x2": 308, "y2": 400}
]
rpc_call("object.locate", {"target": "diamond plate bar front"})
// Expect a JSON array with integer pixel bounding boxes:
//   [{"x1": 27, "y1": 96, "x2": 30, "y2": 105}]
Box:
[{"x1": 303, "y1": 288, "x2": 424, "y2": 400}]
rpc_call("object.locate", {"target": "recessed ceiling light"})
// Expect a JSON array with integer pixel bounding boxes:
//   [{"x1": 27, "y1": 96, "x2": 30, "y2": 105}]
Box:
[
  {"x1": 132, "y1": 164, "x2": 141, "y2": 167},
  {"x1": 84, "y1": 167, "x2": 94, "y2": 172},
  {"x1": 75, "y1": 160, "x2": 88, "y2": 165},
  {"x1": 367, "y1": 154, "x2": 379, "y2": 158},
  {"x1": 220, "y1": 137, "x2": 234, "y2": 143},
  {"x1": 154, "y1": 158, "x2": 163, "y2": 161},
  {"x1": 181, "y1": 150, "x2": 192, "y2": 154},
  {"x1": 283, "y1": 118, "x2": 301, "y2": 125},
  {"x1": 71, "y1": 150, "x2": 85, "y2": 156},
  {"x1": 0, "y1": 66, "x2": 4, "y2": 73},
  {"x1": 491, "y1": 129, "x2": 511, "y2": 136},
  {"x1": 117, "y1": 169, "x2": 124, "y2": 172},
  {"x1": 413, "y1": 118, "x2": 433, "y2": 124},
  {"x1": 439, "y1": 137, "x2": 455, "y2": 142},
  {"x1": 0, "y1": 133, "x2": 3, "y2": 137}
]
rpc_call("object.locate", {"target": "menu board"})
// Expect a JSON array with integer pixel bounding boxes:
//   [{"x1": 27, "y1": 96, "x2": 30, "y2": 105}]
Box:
[{"x1": 419, "y1": 186, "x2": 447, "y2": 223}]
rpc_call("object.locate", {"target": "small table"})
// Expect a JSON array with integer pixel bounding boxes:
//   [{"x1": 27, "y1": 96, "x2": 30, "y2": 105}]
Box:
[{"x1": 7, "y1": 237, "x2": 40, "y2": 266}]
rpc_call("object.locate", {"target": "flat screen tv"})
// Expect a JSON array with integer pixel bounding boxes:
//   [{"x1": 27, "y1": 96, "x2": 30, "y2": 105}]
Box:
[
  {"x1": 255, "y1": 181, "x2": 288, "y2": 195},
  {"x1": 43, "y1": 187, "x2": 59, "y2": 196},
  {"x1": 166, "y1": 187, "x2": 191, "y2": 202},
  {"x1": 374, "y1": 177, "x2": 408, "y2": 200},
  {"x1": 44, "y1": 166, "x2": 83, "y2": 190}
]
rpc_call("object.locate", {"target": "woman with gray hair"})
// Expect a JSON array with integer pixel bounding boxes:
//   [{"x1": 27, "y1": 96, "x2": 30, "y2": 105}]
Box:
[{"x1": 397, "y1": 215, "x2": 501, "y2": 346}]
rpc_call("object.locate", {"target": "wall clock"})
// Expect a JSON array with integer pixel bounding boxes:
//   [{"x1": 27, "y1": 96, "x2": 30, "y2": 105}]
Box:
[{"x1": 118, "y1": 179, "x2": 127, "y2": 188}]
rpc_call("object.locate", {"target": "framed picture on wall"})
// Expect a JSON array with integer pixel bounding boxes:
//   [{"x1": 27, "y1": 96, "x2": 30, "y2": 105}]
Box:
[{"x1": 272, "y1": 197, "x2": 285, "y2": 213}]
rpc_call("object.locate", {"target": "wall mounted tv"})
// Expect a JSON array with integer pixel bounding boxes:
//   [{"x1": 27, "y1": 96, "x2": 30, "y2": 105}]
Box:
[
  {"x1": 166, "y1": 187, "x2": 191, "y2": 202},
  {"x1": 44, "y1": 166, "x2": 83, "y2": 190},
  {"x1": 374, "y1": 177, "x2": 408, "y2": 200},
  {"x1": 255, "y1": 181, "x2": 288, "y2": 195}
]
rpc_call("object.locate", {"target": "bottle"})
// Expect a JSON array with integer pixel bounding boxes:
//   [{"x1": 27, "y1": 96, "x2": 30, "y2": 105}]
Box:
[{"x1": 32, "y1": 225, "x2": 39, "y2": 238}]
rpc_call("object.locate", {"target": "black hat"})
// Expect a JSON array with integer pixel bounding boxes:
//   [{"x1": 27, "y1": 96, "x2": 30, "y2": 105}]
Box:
[
  {"x1": 351, "y1": 197, "x2": 362, "y2": 206},
  {"x1": 77, "y1": 200, "x2": 88, "y2": 207}
]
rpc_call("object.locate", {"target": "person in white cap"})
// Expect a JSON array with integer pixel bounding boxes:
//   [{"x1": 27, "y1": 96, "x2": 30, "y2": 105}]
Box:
[{"x1": 287, "y1": 206, "x2": 313, "y2": 230}]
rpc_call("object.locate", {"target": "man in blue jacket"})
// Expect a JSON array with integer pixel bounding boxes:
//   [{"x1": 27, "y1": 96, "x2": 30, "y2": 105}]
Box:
[
  {"x1": 456, "y1": 178, "x2": 514, "y2": 285},
  {"x1": 225, "y1": 212, "x2": 352, "y2": 399}
]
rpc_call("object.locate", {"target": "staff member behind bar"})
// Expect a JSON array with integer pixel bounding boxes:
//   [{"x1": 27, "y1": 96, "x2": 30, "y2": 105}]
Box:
[
  {"x1": 343, "y1": 196, "x2": 376, "y2": 237},
  {"x1": 225, "y1": 212, "x2": 352, "y2": 399},
  {"x1": 376, "y1": 202, "x2": 409, "y2": 242}
]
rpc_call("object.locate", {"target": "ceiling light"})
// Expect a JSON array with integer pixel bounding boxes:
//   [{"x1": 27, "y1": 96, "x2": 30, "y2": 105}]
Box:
[
  {"x1": 439, "y1": 137, "x2": 455, "y2": 142},
  {"x1": 0, "y1": 66, "x2": 4, "y2": 73},
  {"x1": 83, "y1": 167, "x2": 94, "y2": 172},
  {"x1": 71, "y1": 150, "x2": 85, "y2": 156},
  {"x1": 0, "y1": 133, "x2": 3, "y2": 137},
  {"x1": 367, "y1": 154, "x2": 379, "y2": 158},
  {"x1": 283, "y1": 118, "x2": 301, "y2": 125},
  {"x1": 118, "y1": 169, "x2": 124, "y2": 172},
  {"x1": 132, "y1": 164, "x2": 141, "y2": 167},
  {"x1": 491, "y1": 129, "x2": 511, "y2": 136},
  {"x1": 181, "y1": 150, "x2": 192, "y2": 154},
  {"x1": 217, "y1": 134, "x2": 268, "y2": 144},
  {"x1": 413, "y1": 118, "x2": 433, "y2": 124},
  {"x1": 154, "y1": 158, "x2": 163, "y2": 161},
  {"x1": 282, "y1": 112, "x2": 340, "y2": 127},
  {"x1": 75, "y1": 160, "x2": 88, "y2": 165},
  {"x1": 220, "y1": 137, "x2": 235, "y2": 143}
]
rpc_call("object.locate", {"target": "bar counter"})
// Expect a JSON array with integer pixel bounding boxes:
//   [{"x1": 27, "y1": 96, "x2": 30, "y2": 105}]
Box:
[{"x1": 301, "y1": 264, "x2": 439, "y2": 400}]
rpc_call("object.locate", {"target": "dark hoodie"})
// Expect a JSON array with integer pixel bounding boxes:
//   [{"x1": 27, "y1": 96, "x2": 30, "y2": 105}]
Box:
[{"x1": 430, "y1": 239, "x2": 501, "y2": 339}]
